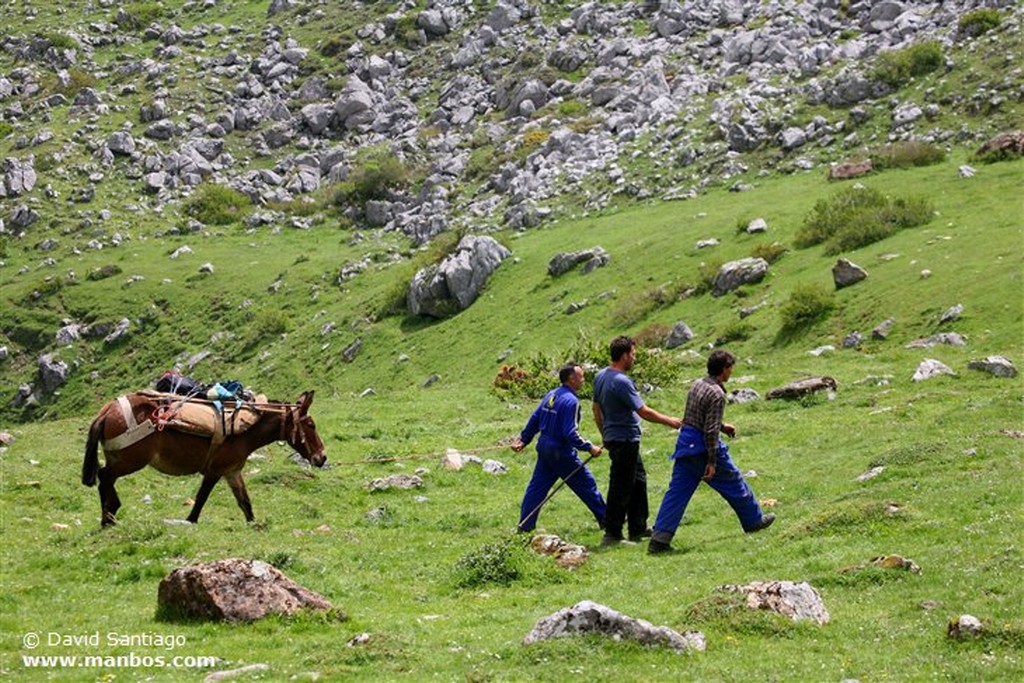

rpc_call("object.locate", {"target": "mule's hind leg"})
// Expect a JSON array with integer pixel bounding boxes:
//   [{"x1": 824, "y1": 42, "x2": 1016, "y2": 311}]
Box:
[
  {"x1": 97, "y1": 467, "x2": 121, "y2": 527},
  {"x1": 224, "y1": 471, "x2": 255, "y2": 523},
  {"x1": 185, "y1": 473, "x2": 222, "y2": 524}
]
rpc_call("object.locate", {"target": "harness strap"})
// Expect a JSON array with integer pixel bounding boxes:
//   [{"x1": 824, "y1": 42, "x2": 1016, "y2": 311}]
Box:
[{"x1": 103, "y1": 395, "x2": 157, "y2": 451}]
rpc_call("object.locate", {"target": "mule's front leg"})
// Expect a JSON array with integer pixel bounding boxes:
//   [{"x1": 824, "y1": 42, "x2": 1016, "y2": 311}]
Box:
[
  {"x1": 225, "y1": 471, "x2": 255, "y2": 523},
  {"x1": 186, "y1": 473, "x2": 222, "y2": 524}
]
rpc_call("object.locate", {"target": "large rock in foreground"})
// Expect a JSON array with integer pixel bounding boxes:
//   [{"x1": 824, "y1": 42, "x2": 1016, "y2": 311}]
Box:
[
  {"x1": 523, "y1": 600, "x2": 705, "y2": 651},
  {"x1": 157, "y1": 559, "x2": 335, "y2": 622},
  {"x1": 719, "y1": 580, "x2": 830, "y2": 624}
]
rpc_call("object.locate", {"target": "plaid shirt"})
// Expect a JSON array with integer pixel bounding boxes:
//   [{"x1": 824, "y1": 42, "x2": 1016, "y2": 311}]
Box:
[{"x1": 682, "y1": 376, "x2": 726, "y2": 466}]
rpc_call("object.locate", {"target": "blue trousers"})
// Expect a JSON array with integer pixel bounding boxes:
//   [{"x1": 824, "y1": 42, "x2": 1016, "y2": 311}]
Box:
[
  {"x1": 519, "y1": 448, "x2": 606, "y2": 532},
  {"x1": 652, "y1": 443, "x2": 763, "y2": 540}
]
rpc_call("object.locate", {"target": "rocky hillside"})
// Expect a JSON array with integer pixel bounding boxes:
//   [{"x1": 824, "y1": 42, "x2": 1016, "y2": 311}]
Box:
[
  {"x1": 0, "y1": 0, "x2": 1022, "y2": 418},
  {"x1": 2, "y1": 1, "x2": 1021, "y2": 239}
]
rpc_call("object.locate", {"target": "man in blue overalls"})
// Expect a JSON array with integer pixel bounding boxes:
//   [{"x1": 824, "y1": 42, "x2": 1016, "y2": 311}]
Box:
[
  {"x1": 649, "y1": 350, "x2": 775, "y2": 554},
  {"x1": 512, "y1": 362, "x2": 605, "y2": 532}
]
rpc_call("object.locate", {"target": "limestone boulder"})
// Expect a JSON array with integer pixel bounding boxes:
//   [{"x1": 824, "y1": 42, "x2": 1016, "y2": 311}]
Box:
[{"x1": 157, "y1": 559, "x2": 334, "y2": 623}]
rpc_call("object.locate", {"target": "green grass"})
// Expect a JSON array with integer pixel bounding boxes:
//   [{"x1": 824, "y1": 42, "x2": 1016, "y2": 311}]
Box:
[{"x1": 1, "y1": 155, "x2": 1022, "y2": 681}]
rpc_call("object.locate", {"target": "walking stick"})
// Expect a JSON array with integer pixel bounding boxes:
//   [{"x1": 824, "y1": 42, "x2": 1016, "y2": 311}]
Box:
[{"x1": 516, "y1": 454, "x2": 597, "y2": 532}]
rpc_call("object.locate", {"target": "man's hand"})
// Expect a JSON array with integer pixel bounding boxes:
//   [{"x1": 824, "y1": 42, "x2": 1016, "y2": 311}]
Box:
[
  {"x1": 722, "y1": 422, "x2": 736, "y2": 438},
  {"x1": 589, "y1": 444, "x2": 603, "y2": 457},
  {"x1": 702, "y1": 463, "x2": 716, "y2": 481},
  {"x1": 510, "y1": 438, "x2": 525, "y2": 453}
]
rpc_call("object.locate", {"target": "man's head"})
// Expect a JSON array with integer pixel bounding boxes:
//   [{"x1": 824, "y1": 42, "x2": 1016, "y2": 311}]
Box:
[
  {"x1": 609, "y1": 335, "x2": 636, "y2": 369},
  {"x1": 707, "y1": 350, "x2": 737, "y2": 379},
  {"x1": 559, "y1": 362, "x2": 585, "y2": 390}
]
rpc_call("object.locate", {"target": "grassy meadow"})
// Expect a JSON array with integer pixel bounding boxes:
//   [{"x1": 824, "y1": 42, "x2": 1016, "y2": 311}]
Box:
[{"x1": 2, "y1": 154, "x2": 1023, "y2": 681}]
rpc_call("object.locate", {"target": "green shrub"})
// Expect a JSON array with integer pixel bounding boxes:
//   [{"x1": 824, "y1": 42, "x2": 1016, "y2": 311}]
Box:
[
  {"x1": 750, "y1": 241, "x2": 788, "y2": 264},
  {"x1": 117, "y1": 2, "x2": 166, "y2": 31},
  {"x1": 871, "y1": 41, "x2": 943, "y2": 88},
  {"x1": 0, "y1": 121, "x2": 13, "y2": 139},
  {"x1": 37, "y1": 32, "x2": 77, "y2": 51},
  {"x1": 958, "y1": 9, "x2": 1001, "y2": 38},
  {"x1": 319, "y1": 36, "x2": 348, "y2": 58},
  {"x1": 696, "y1": 259, "x2": 723, "y2": 295},
  {"x1": 868, "y1": 141, "x2": 946, "y2": 169},
  {"x1": 609, "y1": 284, "x2": 685, "y2": 328},
  {"x1": 452, "y1": 537, "x2": 524, "y2": 589},
  {"x1": 557, "y1": 99, "x2": 587, "y2": 117},
  {"x1": 87, "y1": 265, "x2": 123, "y2": 281},
  {"x1": 333, "y1": 148, "x2": 410, "y2": 205},
  {"x1": 633, "y1": 323, "x2": 673, "y2": 350},
  {"x1": 779, "y1": 285, "x2": 835, "y2": 333},
  {"x1": 185, "y1": 183, "x2": 252, "y2": 225},
  {"x1": 796, "y1": 186, "x2": 933, "y2": 255},
  {"x1": 492, "y1": 335, "x2": 685, "y2": 401},
  {"x1": 715, "y1": 321, "x2": 752, "y2": 345}
]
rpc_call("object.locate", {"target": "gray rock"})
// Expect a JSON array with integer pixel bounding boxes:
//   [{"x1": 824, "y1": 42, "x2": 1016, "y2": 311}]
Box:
[
  {"x1": 342, "y1": 337, "x2": 362, "y2": 363},
  {"x1": 365, "y1": 474, "x2": 423, "y2": 491},
  {"x1": 948, "y1": 615, "x2": 984, "y2": 640},
  {"x1": 719, "y1": 580, "x2": 829, "y2": 624},
  {"x1": 664, "y1": 322, "x2": 694, "y2": 349},
  {"x1": 157, "y1": 558, "x2": 333, "y2": 623},
  {"x1": 407, "y1": 235, "x2": 511, "y2": 318},
  {"x1": 872, "y1": 318, "x2": 895, "y2": 340},
  {"x1": 3, "y1": 157, "x2": 38, "y2": 196},
  {"x1": 37, "y1": 354, "x2": 70, "y2": 394},
  {"x1": 967, "y1": 355, "x2": 1016, "y2": 378},
  {"x1": 832, "y1": 258, "x2": 868, "y2": 289},
  {"x1": 548, "y1": 247, "x2": 610, "y2": 276},
  {"x1": 727, "y1": 387, "x2": 760, "y2": 404},
  {"x1": 711, "y1": 257, "x2": 769, "y2": 297},
  {"x1": 912, "y1": 358, "x2": 956, "y2": 382},
  {"x1": 523, "y1": 600, "x2": 705, "y2": 652},
  {"x1": 766, "y1": 376, "x2": 837, "y2": 400},
  {"x1": 939, "y1": 304, "x2": 964, "y2": 324},
  {"x1": 905, "y1": 333, "x2": 967, "y2": 348},
  {"x1": 107, "y1": 132, "x2": 136, "y2": 156}
]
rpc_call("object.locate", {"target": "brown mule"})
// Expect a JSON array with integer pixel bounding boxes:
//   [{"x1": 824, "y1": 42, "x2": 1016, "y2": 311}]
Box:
[{"x1": 82, "y1": 391, "x2": 325, "y2": 527}]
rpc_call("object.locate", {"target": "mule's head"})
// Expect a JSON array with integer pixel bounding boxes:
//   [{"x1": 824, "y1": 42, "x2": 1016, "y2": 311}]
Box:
[{"x1": 286, "y1": 391, "x2": 326, "y2": 468}]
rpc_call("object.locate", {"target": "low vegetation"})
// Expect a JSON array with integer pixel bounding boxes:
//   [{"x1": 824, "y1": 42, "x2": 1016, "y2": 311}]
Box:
[
  {"x1": 185, "y1": 183, "x2": 253, "y2": 226},
  {"x1": 795, "y1": 185, "x2": 934, "y2": 255},
  {"x1": 871, "y1": 40, "x2": 944, "y2": 88}
]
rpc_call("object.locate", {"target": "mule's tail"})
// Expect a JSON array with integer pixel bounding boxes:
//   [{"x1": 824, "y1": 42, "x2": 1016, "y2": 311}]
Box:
[{"x1": 82, "y1": 418, "x2": 103, "y2": 486}]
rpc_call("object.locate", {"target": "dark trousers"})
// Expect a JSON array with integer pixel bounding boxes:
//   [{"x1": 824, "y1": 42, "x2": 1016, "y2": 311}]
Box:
[{"x1": 602, "y1": 440, "x2": 648, "y2": 538}]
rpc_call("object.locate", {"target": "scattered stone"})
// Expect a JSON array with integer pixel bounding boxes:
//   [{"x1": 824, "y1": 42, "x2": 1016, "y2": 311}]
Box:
[
  {"x1": 523, "y1": 600, "x2": 705, "y2": 651},
  {"x1": 157, "y1": 559, "x2": 335, "y2": 623},
  {"x1": 719, "y1": 581, "x2": 829, "y2": 624},
  {"x1": 746, "y1": 218, "x2": 768, "y2": 234},
  {"x1": 905, "y1": 333, "x2": 967, "y2": 348},
  {"x1": 967, "y1": 355, "x2": 1016, "y2": 378},
  {"x1": 529, "y1": 533, "x2": 589, "y2": 569},
  {"x1": 870, "y1": 554, "x2": 921, "y2": 574},
  {"x1": 664, "y1": 321, "x2": 694, "y2": 349},
  {"x1": 365, "y1": 474, "x2": 423, "y2": 491},
  {"x1": 727, "y1": 387, "x2": 760, "y2": 404},
  {"x1": 695, "y1": 238, "x2": 719, "y2": 249},
  {"x1": 547, "y1": 247, "x2": 610, "y2": 276},
  {"x1": 766, "y1": 376, "x2": 837, "y2": 400},
  {"x1": 482, "y1": 459, "x2": 508, "y2": 474},
  {"x1": 856, "y1": 466, "x2": 884, "y2": 481},
  {"x1": 347, "y1": 633, "x2": 373, "y2": 647},
  {"x1": 828, "y1": 159, "x2": 873, "y2": 180},
  {"x1": 912, "y1": 359, "x2": 955, "y2": 382},
  {"x1": 958, "y1": 165, "x2": 976, "y2": 178},
  {"x1": 808, "y1": 345, "x2": 835, "y2": 357},
  {"x1": 441, "y1": 448, "x2": 464, "y2": 470},
  {"x1": 872, "y1": 318, "x2": 895, "y2": 340},
  {"x1": 711, "y1": 257, "x2": 769, "y2": 297},
  {"x1": 832, "y1": 258, "x2": 868, "y2": 289},
  {"x1": 842, "y1": 331, "x2": 863, "y2": 349},
  {"x1": 204, "y1": 664, "x2": 270, "y2": 683},
  {"x1": 948, "y1": 614, "x2": 984, "y2": 640},
  {"x1": 939, "y1": 304, "x2": 964, "y2": 324}
]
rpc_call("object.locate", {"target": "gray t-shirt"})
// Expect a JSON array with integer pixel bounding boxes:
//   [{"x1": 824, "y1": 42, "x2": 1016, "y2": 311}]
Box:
[{"x1": 592, "y1": 367, "x2": 644, "y2": 442}]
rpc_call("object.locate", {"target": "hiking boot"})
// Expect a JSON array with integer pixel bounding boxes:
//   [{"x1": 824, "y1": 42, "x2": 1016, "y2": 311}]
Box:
[
  {"x1": 647, "y1": 539, "x2": 674, "y2": 555},
  {"x1": 628, "y1": 528, "x2": 653, "y2": 542},
  {"x1": 600, "y1": 534, "x2": 636, "y2": 547},
  {"x1": 746, "y1": 513, "x2": 776, "y2": 534}
]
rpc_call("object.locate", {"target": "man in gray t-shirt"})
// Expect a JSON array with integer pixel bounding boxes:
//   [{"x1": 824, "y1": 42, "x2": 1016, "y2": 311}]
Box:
[{"x1": 592, "y1": 336, "x2": 681, "y2": 545}]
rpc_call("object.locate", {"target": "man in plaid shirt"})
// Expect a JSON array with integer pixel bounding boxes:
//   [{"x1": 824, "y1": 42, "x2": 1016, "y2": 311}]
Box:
[{"x1": 648, "y1": 350, "x2": 775, "y2": 554}]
